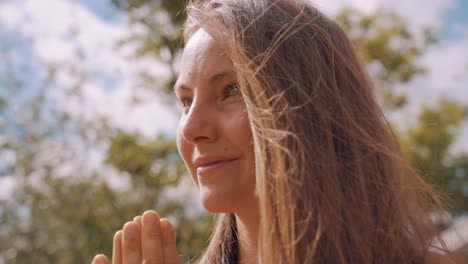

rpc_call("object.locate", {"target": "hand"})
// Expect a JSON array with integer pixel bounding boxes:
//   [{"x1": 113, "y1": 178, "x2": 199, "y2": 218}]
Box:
[{"x1": 91, "y1": 210, "x2": 179, "y2": 264}]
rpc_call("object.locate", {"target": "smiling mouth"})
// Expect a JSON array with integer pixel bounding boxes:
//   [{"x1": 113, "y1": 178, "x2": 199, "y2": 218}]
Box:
[{"x1": 196, "y1": 158, "x2": 239, "y2": 176}]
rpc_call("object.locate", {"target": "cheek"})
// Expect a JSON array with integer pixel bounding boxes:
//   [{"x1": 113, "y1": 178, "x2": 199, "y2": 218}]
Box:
[
  {"x1": 222, "y1": 106, "x2": 255, "y2": 180},
  {"x1": 225, "y1": 107, "x2": 253, "y2": 149}
]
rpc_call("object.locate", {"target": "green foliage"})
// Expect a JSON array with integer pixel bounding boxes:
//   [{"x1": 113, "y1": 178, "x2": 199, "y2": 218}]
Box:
[
  {"x1": 0, "y1": 132, "x2": 212, "y2": 263},
  {"x1": 105, "y1": 132, "x2": 184, "y2": 187},
  {"x1": 399, "y1": 100, "x2": 468, "y2": 213},
  {"x1": 2, "y1": 178, "x2": 128, "y2": 264},
  {"x1": 112, "y1": 0, "x2": 187, "y2": 95},
  {"x1": 335, "y1": 8, "x2": 436, "y2": 109},
  {"x1": 1, "y1": 2, "x2": 468, "y2": 264},
  {"x1": 336, "y1": 8, "x2": 434, "y2": 83}
]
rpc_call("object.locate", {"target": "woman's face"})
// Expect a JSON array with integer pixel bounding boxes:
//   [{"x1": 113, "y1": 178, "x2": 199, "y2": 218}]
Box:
[{"x1": 175, "y1": 29, "x2": 256, "y2": 213}]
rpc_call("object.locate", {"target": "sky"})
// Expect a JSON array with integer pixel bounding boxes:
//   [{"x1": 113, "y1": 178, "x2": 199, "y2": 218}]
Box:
[
  {"x1": 0, "y1": 0, "x2": 467, "y2": 197},
  {"x1": 1, "y1": 0, "x2": 467, "y2": 136}
]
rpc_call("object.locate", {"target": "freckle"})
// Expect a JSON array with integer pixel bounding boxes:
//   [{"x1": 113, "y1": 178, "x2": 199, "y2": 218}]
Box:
[{"x1": 224, "y1": 147, "x2": 228, "y2": 153}]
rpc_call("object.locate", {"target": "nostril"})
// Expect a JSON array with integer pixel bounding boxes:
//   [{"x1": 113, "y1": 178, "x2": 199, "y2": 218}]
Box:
[
  {"x1": 180, "y1": 113, "x2": 217, "y2": 143},
  {"x1": 194, "y1": 135, "x2": 212, "y2": 142}
]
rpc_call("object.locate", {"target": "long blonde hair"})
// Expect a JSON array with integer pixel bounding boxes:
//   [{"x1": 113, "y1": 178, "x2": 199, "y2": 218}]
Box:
[{"x1": 183, "y1": 0, "x2": 446, "y2": 263}]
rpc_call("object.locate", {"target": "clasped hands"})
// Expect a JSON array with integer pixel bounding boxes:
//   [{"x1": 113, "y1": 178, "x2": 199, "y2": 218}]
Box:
[{"x1": 91, "y1": 210, "x2": 179, "y2": 264}]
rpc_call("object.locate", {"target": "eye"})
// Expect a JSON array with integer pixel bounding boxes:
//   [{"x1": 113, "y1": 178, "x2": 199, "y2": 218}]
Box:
[
  {"x1": 223, "y1": 83, "x2": 241, "y2": 99},
  {"x1": 179, "y1": 97, "x2": 192, "y2": 108}
]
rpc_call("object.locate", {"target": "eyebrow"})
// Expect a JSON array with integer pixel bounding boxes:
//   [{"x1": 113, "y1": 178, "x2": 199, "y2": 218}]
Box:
[{"x1": 173, "y1": 69, "x2": 235, "y2": 93}]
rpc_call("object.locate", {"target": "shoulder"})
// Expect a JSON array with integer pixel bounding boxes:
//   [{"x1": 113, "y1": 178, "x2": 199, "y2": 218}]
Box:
[{"x1": 424, "y1": 252, "x2": 456, "y2": 264}]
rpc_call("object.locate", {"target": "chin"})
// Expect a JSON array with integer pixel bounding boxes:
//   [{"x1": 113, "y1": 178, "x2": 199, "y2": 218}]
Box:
[{"x1": 199, "y1": 188, "x2": 237, "y2": 213}]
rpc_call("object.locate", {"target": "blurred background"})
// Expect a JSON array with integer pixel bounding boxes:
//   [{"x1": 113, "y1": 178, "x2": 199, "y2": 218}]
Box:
[{"x1": 0, "y1": 0, "x2": 467, "y2": 263}]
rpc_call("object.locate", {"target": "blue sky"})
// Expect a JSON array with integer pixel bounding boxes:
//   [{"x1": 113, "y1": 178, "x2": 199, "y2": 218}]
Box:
[
  {"x1": 71, "y1": 0, "x2": 468, "y2": 41},
  {"x1": 0, "y1": 0, "x2": 467, "y2": 208},
  {"x1": 0, "y1": 0, "x2": 467, "y2": 146},
  {"x1": 72, "y1": 0, "x2": 123, "y2": 23},
  {"x1": 441, "y1": 0, "x2": 468, "y2": 41}
]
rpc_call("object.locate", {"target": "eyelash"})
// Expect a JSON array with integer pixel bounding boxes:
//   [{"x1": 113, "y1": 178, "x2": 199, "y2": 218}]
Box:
[
  {"x1": 223, "y1": 83, "x2": 241, "y2": 99},
  {"x1": 179, "y1": 83, "x2": 241, "y2": 108}
]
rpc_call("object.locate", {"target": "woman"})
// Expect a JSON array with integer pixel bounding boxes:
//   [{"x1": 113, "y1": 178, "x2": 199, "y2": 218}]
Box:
[{"x1": 92, "y1": 0, "x2": 454, "y2": 263}]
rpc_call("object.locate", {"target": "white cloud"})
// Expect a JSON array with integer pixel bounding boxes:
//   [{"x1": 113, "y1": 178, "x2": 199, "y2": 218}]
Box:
[
  {"x1": 314, "y1": 0, "x2": 468, "y2": 151},
  {"x1": 0, "y1": 0, "x2": 180, "y2": 204},
  {"x1": 0, "y1": 0, "x2": 177, "y2": 138},
  {"x1": 2, "y1": 0, "x2": 463, "y2": 138},
  {"x1": 0, "y1": 176, "x2": 17, "y2": 200},
  {"x1": 378, "y1": 0, "x2": 455, "y2": 31},
  {"x1": 419, "y1": 35, "x2": 468, "y2": 98},
  {"x1": 312, "y1": 0, "x2": 379, "y2": 16},
  {"x1": 393, "y1": 31, "x2": 468, "y2": 116},
  {"x1": 314, "y1": 0, "x2": 466, "y2": 102},
  {"x1": 312, "y1": 0, "x2": 454, "y2": 31},
  {"x1": 1, "y1": 0, "x2": 467, "y2": 159}
]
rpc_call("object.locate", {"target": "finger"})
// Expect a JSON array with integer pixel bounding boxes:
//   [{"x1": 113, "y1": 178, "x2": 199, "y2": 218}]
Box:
[
  {"x1": 122, "y1": 221, "x2": 142, "y2": 264},
  {"x1": 112, "y1": 230, "x2": 123, "y2": 264},
  {"x1": 141, "y1": 210, "x2": 163, "y2": 263},
  {"x1": 133, "y1": 216, "x2": 142, "y2": 230},
  {"x1": 161, "y1": 218, "x2": 179, "y2": 264},
  {"x1": 91, "y1": 254, "x2": 108, "y2": 264}
]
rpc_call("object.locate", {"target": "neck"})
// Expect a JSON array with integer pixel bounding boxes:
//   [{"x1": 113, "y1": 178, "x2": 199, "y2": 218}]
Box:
[{"x1": 235, "y1": 205, "x2": 260, "y2": 264}]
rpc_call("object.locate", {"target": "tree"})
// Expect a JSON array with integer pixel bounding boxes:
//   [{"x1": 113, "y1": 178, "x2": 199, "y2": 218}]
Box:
[
  {"x1": 2, "y1": 1, "x2": 467, "y2": 263},
  {"x1": 399, "y1": 100, "x2": 468, "y2": 214},
  {"x1": 111, "y1": 0, "x2": 186, "y2": 98},
  {"x1": 1, "y1": 1, "x2": 212, "y2": 262},
  {"x1": 0, "y1": 133, "x2": 212, "y2": 263},
  {"x1": 335, "y1": 8, "x2": 437, "y2": 109}
]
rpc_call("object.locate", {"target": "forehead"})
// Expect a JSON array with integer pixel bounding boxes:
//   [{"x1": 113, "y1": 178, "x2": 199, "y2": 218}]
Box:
[{"x1": 176, "y1": 29, "x2": 234, "y2": 89}]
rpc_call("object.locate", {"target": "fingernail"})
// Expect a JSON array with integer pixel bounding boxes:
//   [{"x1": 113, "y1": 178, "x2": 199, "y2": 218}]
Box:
[
  {"x1": 144, "y1": 211, "x2": 159, "y2": 225},
  {"x1": 93, "y1": 254, "x2": 106, "y2": 264}
]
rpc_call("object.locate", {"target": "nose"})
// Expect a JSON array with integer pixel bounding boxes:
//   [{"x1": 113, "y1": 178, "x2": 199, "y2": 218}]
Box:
[{"x1": 179, "y1": 100, "x2": 217, "y2": 144}]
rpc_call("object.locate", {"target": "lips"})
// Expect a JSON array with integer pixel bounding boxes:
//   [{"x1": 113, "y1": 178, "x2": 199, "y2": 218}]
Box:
[
  {"x1": 194, "y1": 156, "x2": 240, "y2": 176},
  {"x1": 193, "y1": 156, "x2": 239, "y2": 168}
]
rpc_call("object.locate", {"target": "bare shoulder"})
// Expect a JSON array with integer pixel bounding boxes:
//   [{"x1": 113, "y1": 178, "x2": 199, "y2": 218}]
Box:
[{"x1": 425, "y1": 252, "x2": 457, "y2": 264}]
